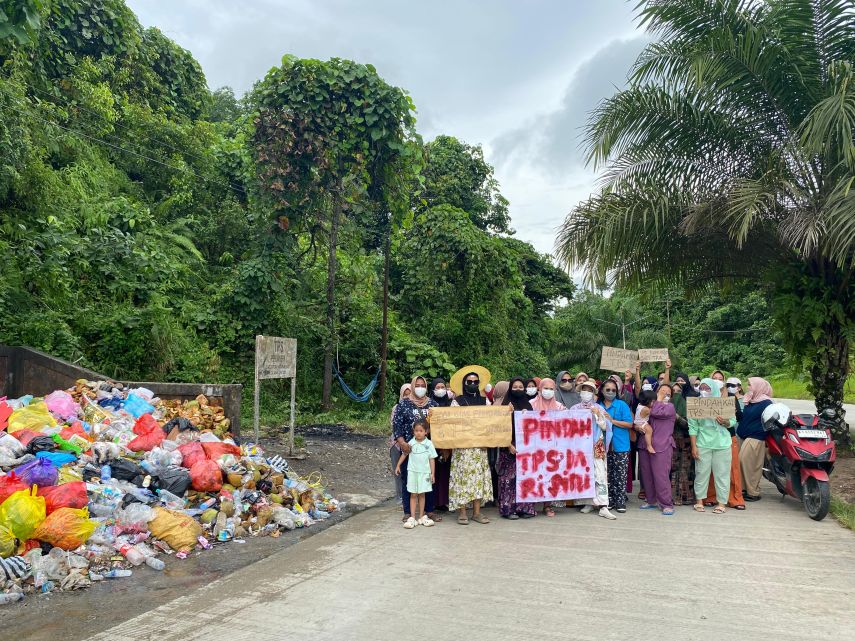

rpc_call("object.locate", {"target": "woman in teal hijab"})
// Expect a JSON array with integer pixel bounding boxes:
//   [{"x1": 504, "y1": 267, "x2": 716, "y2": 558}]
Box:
[{"x1": 689, "y1": 378, "x2": 736, "y2": 514}]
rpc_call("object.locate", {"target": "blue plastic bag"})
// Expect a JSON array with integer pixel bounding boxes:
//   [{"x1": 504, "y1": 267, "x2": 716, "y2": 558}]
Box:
[
  {"x1": 36, "y1": 451, "x2": 77, "y2": 467},
  {"x1": 123, "y1": 394, "x2": 154, "y2": 418}
]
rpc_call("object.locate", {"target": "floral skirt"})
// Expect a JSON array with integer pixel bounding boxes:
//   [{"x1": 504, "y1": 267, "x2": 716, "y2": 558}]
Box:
[{"x1": 449, "y1": 448, "x2": 493, "y2": 510}]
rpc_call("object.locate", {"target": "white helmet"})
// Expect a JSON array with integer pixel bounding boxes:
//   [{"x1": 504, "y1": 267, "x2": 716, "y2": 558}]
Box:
[{"x1": 762, "y1": 403, "x2": 791, "y2": 430}]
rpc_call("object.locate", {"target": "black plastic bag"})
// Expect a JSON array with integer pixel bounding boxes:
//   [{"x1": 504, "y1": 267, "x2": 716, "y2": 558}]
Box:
[
  {"x1": 110, "y1": 458, "x2": 146, "y2": 487},
  {"x1": 163, "y1": 417, "x2": 196, "y2": 432},
  {"x1": 26, "y1": 436, "x2": 57, "y2": 455},
  {"x1": 155, "y1": 466, "x2": 192, "y2": 496}
]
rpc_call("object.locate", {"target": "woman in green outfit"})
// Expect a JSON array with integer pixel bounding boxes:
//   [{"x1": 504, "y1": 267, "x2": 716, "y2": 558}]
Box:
[{"x1": 690, "y1": 378, "x2": 735, "y2": 514}]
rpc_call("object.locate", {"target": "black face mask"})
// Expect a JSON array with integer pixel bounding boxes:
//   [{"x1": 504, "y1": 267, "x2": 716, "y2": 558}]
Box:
[
  {"x1": 510, "y1": 389, "x2": 527, "y2": 399},
  {"x1": 464, "y1": 381, "x2": 480, "y2": 395}
]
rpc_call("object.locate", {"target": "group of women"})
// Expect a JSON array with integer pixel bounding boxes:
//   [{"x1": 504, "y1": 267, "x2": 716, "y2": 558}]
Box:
[{"x1": 389, "y1": 364, "x2": 775, "y2": 525}]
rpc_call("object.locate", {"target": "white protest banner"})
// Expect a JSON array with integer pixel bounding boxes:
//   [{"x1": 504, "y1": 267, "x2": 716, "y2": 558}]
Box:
[
  {"x1": 514, "y1": 410, "x2": 596, "y2": 502},
  {"x1": 600, "y1": 346, "x2": 638, "y2": 372},
  {"x1": 686, "y1": 397, "x2": 736, "y2": 420},
  {"x1": 638, "y1": 348, "x2": 669, "y2": 363}
]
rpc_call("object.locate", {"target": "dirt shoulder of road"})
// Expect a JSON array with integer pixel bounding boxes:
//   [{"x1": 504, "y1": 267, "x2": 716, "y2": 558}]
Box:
[
  {"x1": 831, "y1": 450, "x2": 855, "y2": 504},
  {"x1": 2, "y1": 424, "x2": 393, "y2": 641}
]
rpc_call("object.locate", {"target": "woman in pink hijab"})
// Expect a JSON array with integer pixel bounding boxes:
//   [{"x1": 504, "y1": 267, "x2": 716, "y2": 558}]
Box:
[
  {"x1": 528, "y1": 378, "x2": 565, "y2": 516},
  {"x1": 529, "y1": 378, "x2": 566, "y2": 412},
  {"x1": 736, "y1": 377, "x2": 774, "y2": 501}
]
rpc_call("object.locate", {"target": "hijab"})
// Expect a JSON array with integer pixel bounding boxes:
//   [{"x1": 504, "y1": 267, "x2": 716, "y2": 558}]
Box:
[
  {"x1": 398, "y1": 383, "x2": 411, "y2": 401},
  {"x1": 642, "y1": 375, "x2": 659, "y2": 392},
  {"x1": 530, "y1": 377, "x2": 565, "y2": 412},
  {"x1": 608, "y1": 374, "x2": 623, "y2": 393},
  {"x1": 492, "y1": 380, "x2": 510, "y2": 406},
  {"x1": 673, "y1": 371, "x2": 696, "y2": 397},
  {"x1": 700, "y1": 377, "x2": 723, "y2": 398},
  {"x1": 455, "y1": 370, "x2": 487, "y2": 406},
  {"x1": 555, "y1": 370, "x2": 578, "y2": 407},
  {"x1": 409, "y1": 375, "x2": 431, "y2": 408},
  {"x1": 743, "y1": 377, "x2": 773, "y2": 404},
  {"x1": 503, "y1": 377, "x2": 533, "y2": 411},
  {"x1": 428, "y1": 377, "x2": 452, "y2": 407}
]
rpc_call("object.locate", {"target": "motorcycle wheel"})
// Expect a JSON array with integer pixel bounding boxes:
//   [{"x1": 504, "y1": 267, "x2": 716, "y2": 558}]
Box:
[{"x1": 802, "y1": 477, "x2": 830, "y2": 521}]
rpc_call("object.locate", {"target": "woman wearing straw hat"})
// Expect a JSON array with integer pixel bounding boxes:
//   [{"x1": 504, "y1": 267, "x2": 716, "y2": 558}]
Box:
[{"x1": 448, "y1": 366, "x2": 494, "y2": 525}]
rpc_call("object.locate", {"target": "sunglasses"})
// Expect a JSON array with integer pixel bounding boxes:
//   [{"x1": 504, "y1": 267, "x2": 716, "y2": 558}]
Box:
[
  {"x1": 466, "y1": 379, "x2": 480, "y2": 384},
  {"x1": 726, "y1": 384, "x2": 737, "y2": 388},
  {"x1": 560, "y1": 378, "x2": 572, "y2": 383}
]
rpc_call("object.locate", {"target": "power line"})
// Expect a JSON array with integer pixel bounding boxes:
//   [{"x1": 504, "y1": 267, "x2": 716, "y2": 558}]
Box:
[{"x1": 1, "y1": 94, "x2": 249, "y2": 196}]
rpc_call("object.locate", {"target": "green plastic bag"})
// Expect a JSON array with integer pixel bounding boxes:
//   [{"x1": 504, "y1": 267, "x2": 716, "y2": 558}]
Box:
[
  {"x1": 0, "y1": 487, "x2": 46, "y2": 542},
  {"x1": 0, "y1": 523, "x2": 16, "y2": 558},
  {"x1": 7, "y1": 401, "x2": 57, "y2": 433}
]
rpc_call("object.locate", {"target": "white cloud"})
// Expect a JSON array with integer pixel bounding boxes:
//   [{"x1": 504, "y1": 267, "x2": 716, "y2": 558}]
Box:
[{"x1": 127, "y1": 0, "x2": 644, "y2": 258}]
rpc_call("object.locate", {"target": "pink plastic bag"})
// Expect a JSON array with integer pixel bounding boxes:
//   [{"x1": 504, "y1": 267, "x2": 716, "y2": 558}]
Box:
[{"x1": 44, "y1": 391, "x2": 80, "y2": 421}]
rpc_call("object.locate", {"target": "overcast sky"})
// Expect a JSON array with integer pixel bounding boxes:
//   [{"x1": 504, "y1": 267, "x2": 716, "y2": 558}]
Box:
[{"x1": 127, "y1": 0, "x2": 646, "y2": 258}]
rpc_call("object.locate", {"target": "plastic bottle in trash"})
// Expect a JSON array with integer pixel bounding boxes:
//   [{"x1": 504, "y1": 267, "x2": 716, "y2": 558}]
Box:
[
  {"x1": 114, "y1": 542, "x2": 145, "y2": 566},
  {"x1": 100, "y1": 464, "x2": 112, "y2": 482},
  {"x1": 157, "y1": 489, "x2": 186, "y2": 510},
  {"x1": 145, "y1": 556, "x2": 165, "y2": 571},
  {"x1": 0, "y1": 592, "x2": 24, "y2": 605},
  {"x1": 40, "y1": 581, "x2": 55, "y2": 594},
  {"x1": 102, "y1": 569, "x2": 133, "y2": 579}
]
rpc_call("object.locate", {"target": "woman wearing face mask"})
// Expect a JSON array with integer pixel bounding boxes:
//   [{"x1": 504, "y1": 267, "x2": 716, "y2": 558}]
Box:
[
  {"x1": 390, "y1": 384, "x2": 412, "y2": 504},
  {"x1": 524, "y1": 378, "x2": 539, "y2": 402},
  {"x1": 599, "y1": 378, "x2": 633, "y2": 513},
  {"x1": 638, "y1": 384, "x2": 677, "y2": 515},
  {"x1": 690, "y1": 378, "x2": 736, "y2": 514},
  {"x1": 529, "y1": 377, "x2": 567, "y2": 516},
  {"x1": 497, "y1": 377, "x2": 536, "y2": 519},
  {"x1": 702, "y1": 373, "x2": 746, "y2": 510},
  {"x1": 571, "y1": 381, "x2": 617, "y2": 520},
  {"x1": 392, "y1": 376, "x2": 437, "y2": 522},
  {"x1": 449, "y1": 370, "x2": 494, "y2": 525},
  {"x1": 670, "y1": 372, "x2": 697, "y2": 505},
  {"x1": 428, "y1": 377, "x2": 453, "y2": 513},
  {"x1": 556, "y1": 371, "x2": 580, "y2": 407}
]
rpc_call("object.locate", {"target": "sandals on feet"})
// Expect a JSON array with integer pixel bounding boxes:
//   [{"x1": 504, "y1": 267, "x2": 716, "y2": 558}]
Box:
[
  {"x1": 457, "y1": 515, "x2": 470, "y2": 525},
  {"x1": 544, "y1": 507, "x2": 556, "y2": 517},
  {"x1": 428, "y1": 512, "x2": 443, "y2": 522},
  {"x1": 713, "y1": 505, "x2": 726, "y2": 514},
  {"x1": 472, "y1": 513, "x2": 490, "y2": 524},
  {"x1": 693, "y1": 504, "x2": 706, "y2": 512}
]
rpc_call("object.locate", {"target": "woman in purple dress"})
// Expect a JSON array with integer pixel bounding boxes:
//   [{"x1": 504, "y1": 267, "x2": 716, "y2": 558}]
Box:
[{"x1": 638, "y1": 383, "x2": 677, "y2": 515}]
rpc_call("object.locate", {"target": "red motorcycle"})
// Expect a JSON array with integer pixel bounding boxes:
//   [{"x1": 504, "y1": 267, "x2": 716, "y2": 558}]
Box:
[{"x1": 761, "y1": 403, "x2": 836, "y2": 521}]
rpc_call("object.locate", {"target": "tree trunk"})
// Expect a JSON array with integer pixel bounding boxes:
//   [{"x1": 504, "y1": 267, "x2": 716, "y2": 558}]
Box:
[
  {"x1": 378, "y1": 222, "x2": 391, "y2": 409},
  {"x1": 321, "y1": 193, "x2": 342, "y2": 411},
  {"x1": 811, "y1": 323, "x2": 851, "y2": 447}
]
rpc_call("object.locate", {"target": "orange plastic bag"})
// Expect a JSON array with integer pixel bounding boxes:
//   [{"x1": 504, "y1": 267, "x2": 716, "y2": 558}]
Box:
[
  {"x1": 0, "y1": 487, "x2": 46, "y2": 542},
  {"x1": 32, "y1": 507, "x2": 96, "y2": 549},
  {"x1": 178, "y1": 442, "x2": 205, "y2": 469},
  {"x1": 37, "y1": 481, "x2": 89, "y2": 514},
  {"x1": 201, "y1": 442, "x2": 241, "y2": 460},
  {"x1": 189, "y1": 459, "x2": 223, "y2": 492}
]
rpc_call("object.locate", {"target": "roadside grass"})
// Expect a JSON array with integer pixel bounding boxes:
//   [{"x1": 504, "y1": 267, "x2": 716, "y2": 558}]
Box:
[
  {"x1": 767, "y1": 374, "x2": 855, "y2": 403},
  {"x1": 831, "y1": 497, "x2": 855, "y2": 532}
]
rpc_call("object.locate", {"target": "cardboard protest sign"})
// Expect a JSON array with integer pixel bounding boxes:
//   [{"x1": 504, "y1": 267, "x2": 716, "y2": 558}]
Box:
[
  {"x1": 514, "y1": 410, "x2": 596, "y2": 502},
  {"x1": 638, "y1": 348, "x2": 669, "y2": 363},
  {"x1": 600, "y1": 346, "x2": 638, "y2": 372},
  {"x1": 429, "y1": 406, "x2": 512, "y2": 448},
  {"x1": 686, "y1": 397, "x2": 736, "y2": 419}
]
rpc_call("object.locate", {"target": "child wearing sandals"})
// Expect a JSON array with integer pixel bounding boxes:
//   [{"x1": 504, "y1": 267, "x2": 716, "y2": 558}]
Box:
[{"x1": 395, "y1": 419, "x2": 438, "y2": 529}]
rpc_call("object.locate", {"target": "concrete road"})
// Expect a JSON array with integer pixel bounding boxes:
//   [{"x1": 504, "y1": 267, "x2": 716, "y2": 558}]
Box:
[{"x1": 88, "y1": 482, "x2": 855, "y2": 641}]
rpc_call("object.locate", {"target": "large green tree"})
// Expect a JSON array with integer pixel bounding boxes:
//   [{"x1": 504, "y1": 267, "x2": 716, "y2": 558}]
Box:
[{"x1": 558, "y1": 0, "x2": 855, "y2": 444}]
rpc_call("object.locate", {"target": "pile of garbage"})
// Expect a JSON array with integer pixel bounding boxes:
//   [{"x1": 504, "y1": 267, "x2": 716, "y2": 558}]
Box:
[{"x1": 0, "y1": 380, "x2": 342, "y2": 605}]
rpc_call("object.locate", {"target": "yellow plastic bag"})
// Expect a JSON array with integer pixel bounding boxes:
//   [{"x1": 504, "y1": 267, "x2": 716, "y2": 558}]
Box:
[
  {"x1": 7, "y1": 401, "x2": 57, "y2": 433},
  {"x1": 0, "y1": 487, "x2": 46, "y2": 541},
  {"x1": 32, "y1": 507, "x2": 96, "y2": 550},
  {"x1": 0, "y1": 523, "x2": 16, "y2": 558},
  {"x1": 148, "y1": 507, "x2": 202, "y2": 553},
  {"x1": 57, "y1": 466, "x2": 83, "y2": 485}
]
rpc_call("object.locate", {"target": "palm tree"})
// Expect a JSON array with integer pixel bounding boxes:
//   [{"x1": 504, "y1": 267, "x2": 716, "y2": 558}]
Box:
[{"x1": 557, "y1": 0, "x2": 855, "y2": 445}]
